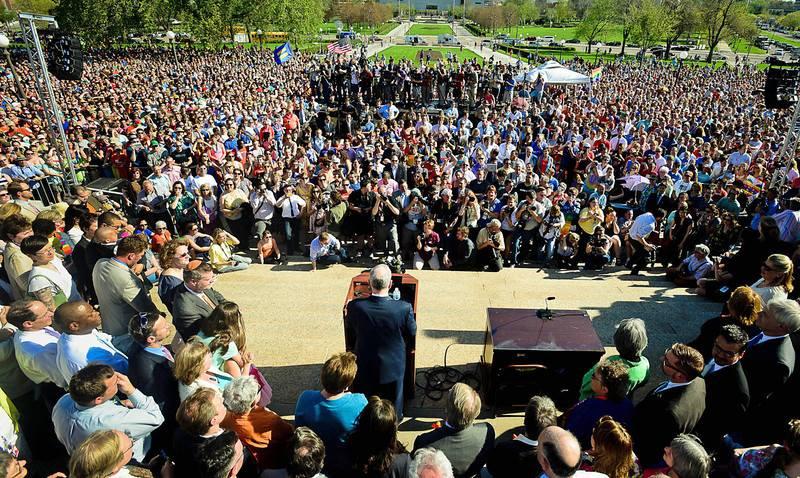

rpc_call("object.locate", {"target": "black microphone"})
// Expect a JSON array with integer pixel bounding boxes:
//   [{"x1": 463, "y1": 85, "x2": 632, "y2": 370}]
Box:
[{"x1": 537, "y1": 296, "x2": 556, "y2": 320}]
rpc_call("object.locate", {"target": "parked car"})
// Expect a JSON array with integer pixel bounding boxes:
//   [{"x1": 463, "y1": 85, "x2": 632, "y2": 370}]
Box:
[
  {"x1": 538, "y1": 35, "x2": 555, "y2": 43},
  {"x1": 672, "y1": 45, "x2": 690, "y2": 51},
  {"x1": 565, "y1": 38, "x2": 580, "y2": 44}
]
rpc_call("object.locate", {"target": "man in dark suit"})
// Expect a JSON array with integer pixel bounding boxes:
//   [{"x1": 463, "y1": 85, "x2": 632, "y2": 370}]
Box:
[
  {"x1": 695, "y1": 325, "x2": 750, "y2": 451},
  {"x1": 127, "y1": 311, "x2": 180, "y2": 454},
  {"x1": 172, "y1": 262, "x2": 226, "y2": 340},
  {"x1": 740, "y1": 298, "x2": 800, "y2": 444},
  {"x1": 346, "y1": 264, "x2": 416, "y2": 419},
  {"x1": 413, "y1": 383, "x2": 495, "y2": 478},
  {"x1": 632, "y1": 343, "x2": 706, "y2": 468},
  {"x1": 387, "y1": 156, "x2": 407, "y2": 183},
  {"x1": 486, "y1": 395, "x2": 557, "y2": 478}
]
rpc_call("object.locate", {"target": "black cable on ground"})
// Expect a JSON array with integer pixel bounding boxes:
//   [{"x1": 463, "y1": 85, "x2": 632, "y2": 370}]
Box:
[{"x1": 415, "y1": 343, "x2": 482, "y2": 401}]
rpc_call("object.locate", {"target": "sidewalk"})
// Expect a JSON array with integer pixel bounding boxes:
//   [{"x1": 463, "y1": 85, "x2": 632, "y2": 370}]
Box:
[
  {"x1": 452, "y1": 23, "x2": 518, "y2": 65},
  {"x1": 364, "y1": 21, "x2": 412, "y2": 58}
]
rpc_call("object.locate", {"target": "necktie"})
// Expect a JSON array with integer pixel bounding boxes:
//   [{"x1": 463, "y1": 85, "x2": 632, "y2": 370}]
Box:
[
  {"x1": 162, "y1": 347, "x2": 174, "y2": 362},
  {"x1": 200, "y1": 292, "x2": 215, "y2": 309},
  {"x1": 748, "y1": 332, "x2": 764, "y2": 348},
  {"x1": 701, "y1": 361, "x2": 714, "y2": 378},
  {"x1": 290, "y1": 198, "x2": 296, "y2": 218}
]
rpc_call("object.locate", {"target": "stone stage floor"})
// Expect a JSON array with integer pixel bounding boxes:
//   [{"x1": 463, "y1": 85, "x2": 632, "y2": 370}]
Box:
[{"x1": 205, "y1": 261, "x2": 720, "y2": 445}]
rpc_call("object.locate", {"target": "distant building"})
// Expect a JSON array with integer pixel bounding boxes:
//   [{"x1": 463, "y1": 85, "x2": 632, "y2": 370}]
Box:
[{"x1": 378, "y1": 0, "x2": 488, "y2": 11}]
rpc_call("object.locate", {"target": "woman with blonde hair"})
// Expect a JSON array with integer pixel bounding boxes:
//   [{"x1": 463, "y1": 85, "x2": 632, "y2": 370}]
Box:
[
  {"x1": 583, "y1": 416, "x2": 637, "y2": 478},
  {"x1": 688, "y1": 286, "x2": 762, "y2": 359},
  {"x1": 0, "y1": 202, "x2": 21, "y2": 222},
  {"x1": 751, "y1": 253, "x2": 794, "y2": 304},
  {"x1": 174, "y1": 337, "x2": 231, "y2": 400},
  {"x1": 69, "y1": 429, "x2": 148, "y2": 478}
]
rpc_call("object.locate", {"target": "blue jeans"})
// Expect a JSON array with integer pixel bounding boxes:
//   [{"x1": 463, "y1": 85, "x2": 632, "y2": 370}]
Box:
[
  {"x1": 218, "y1": 254, "x2": 252, "y2": 273},
  {"x1": 541, "y1": 237, "x2": 557, "y2": 261},
  {"x1": 510, "y1": 228, "x2": 536, "y2": 265}
]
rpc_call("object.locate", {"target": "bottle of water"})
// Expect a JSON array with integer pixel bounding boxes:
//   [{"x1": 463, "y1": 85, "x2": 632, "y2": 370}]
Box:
[{"x1": 390, "y1": 288, "x2": 401, "y2": 301}]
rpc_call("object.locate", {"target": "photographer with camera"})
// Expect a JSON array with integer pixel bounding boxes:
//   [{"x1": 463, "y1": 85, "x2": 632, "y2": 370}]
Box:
[
  {"x1": 414, "y1": 219, "x2": 441, "y2": 270},
  {"x1": 309, "y1": 231, "x2": 344, "y2": 271},
  {"x1": 509, "y1": 190, "x2": 545, "y2": 267},
  {"x1": 249, "y1": 182, "x2": 276, "y2": 242},
  {"x1": 371, "y1": 185, "x2": 401, "y2": 256},
  {"x1": 476, "y1": 219, "x2": 505, "y2": 272},
  {"x1": 584, "y1": 225, "x2": 613, "y2": 271},
  {"x1": 401, "y1": 188, "x2": 429, "y2": 262},
  {"x1": 443, "y1": 226, "x2": 475, "y2": 271},
  {"x1": 276, "y1": 183, "x2": 306, "y2": 256}
]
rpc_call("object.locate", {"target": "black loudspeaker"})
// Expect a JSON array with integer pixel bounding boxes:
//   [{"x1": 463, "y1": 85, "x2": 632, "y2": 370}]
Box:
[
  {"x1": 47, "y1": 32, "x2": 84, "y2": 81},
  {"x1": 765, "y1": 67, "x2": 800, "y2": 109}
]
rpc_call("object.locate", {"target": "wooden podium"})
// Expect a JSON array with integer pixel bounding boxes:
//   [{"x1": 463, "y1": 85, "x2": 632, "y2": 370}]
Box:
[
  {"x1": 343, "y1": 272, "x2": 419, "y2": 400},
  {"x1": 482, "y1": 308, "x2": 604, "y2": 411}
]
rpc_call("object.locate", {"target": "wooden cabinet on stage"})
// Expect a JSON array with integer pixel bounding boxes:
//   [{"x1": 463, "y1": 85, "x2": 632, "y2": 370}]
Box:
[{"x1": 343, "y1": 272, "x2": 419, "y2": 400}]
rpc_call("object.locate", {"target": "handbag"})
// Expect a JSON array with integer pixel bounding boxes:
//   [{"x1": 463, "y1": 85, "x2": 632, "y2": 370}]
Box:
[
  {"x1": 249, "y1": 367, "x2": 273, "y2": 407},
  {"x1": 27, "y1": 274, "x2": 68, "y2": 308}
]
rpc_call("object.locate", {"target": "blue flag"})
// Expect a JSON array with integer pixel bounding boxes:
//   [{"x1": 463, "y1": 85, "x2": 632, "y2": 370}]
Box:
[{"x1": 273, "y1": 42, "x2": 293, "y2": 65}]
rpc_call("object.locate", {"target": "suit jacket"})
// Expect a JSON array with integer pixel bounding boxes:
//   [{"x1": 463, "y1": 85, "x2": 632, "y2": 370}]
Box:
[
  {"x1": 92, "y1": 258, "x2": 158, "y2": 336},
  {"x1": 486, "y1": 436, "x2": 541, "y2": 478},
  {"x1": 345, "y1": 295, "x2": 416, "y2": 386},
  {"x1": 632, "y1": 378, "x2": 706, "y2": 467},
  {"x1": 389, "y1": 164, "x2": 407, "y2": 183},
  {"x1": 171, "y1": 285, "x2": 226, "y2": 339},
  {"x1": 741, "y1": 335, "x2": 795, "y2": 408},
  {"x1": 695, "y1": 361, "x2": 749, "y2": 449},
  {"x1": 127, "y1": 343, "x2": 179, "y2": 421},
  {"x1": 413, "y1": 423, "x2": 495, "y2": 478}
]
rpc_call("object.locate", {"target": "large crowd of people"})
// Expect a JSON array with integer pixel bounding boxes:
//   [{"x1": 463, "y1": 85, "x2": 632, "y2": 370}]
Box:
[{"x1": 0, "y1": 31, "x2": 796, "y2": 478}]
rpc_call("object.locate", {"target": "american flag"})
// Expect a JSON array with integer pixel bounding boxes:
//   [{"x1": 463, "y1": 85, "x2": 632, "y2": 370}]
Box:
[{"x1": 327, "y1": 40, "x2": 353, "y2": 55}]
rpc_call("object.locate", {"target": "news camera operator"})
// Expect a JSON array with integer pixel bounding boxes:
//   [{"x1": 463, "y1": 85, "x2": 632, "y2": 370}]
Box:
[
  {"x1": 372, "y1": 185, "x2": 401, "y2": 256},
  {"x1": 249, "y1": 181, "x2": 276, "y2": 241},
  {"x1": 476, "y1": 219, "x2": 505, "y2": 272}
]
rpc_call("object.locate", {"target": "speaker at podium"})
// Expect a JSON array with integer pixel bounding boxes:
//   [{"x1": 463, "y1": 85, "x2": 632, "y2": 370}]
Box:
[{"x1": 343, "y1": 272, "x2": 419, "y2": 400}]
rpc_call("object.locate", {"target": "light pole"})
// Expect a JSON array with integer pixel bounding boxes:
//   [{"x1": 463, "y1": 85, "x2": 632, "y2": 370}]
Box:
[
  {"x1": 0, "y1": 33, "x2": 24, "y2": 103},
  {"x1": 166, "y1": 30, "x2": 178, "y2": 65},
  {"x1": 256, "y1": 29, "x2": 263, "y2": 50}
]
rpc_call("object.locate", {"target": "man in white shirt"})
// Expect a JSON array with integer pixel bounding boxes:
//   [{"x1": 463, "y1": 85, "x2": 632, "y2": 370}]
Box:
[
  {"x1": 7, "y1": 300, "x2": 68, "y2": 390},
  {"x1": 309, "y1": 232, "x2": 343, "y2": 271},
  {"x1": 729, "y1": 144, "x2": 751, "y2": 167},
  {"x1": 666, "y1": 244, "x2": 713, "y2": 287},
  {"x1": 276, "y1": 184, "x2": 307, "y2": 256},
  {"x1": 54, "y1": 301, "x2": 128, "y2": 383},
  {"x1": 627, "y1": 209, "x2": 665, "y2": 275},
  {"x1": 249, "y1": 184, "x2": 276, "y2": 240}
]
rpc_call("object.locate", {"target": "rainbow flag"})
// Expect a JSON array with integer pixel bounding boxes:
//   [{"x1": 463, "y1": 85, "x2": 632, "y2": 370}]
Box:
[{"x1": 590, "y1": 67, "x2": 602, "y2": 82}]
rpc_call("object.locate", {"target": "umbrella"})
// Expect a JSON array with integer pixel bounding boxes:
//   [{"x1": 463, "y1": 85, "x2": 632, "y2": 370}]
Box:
[{"x1": 620, "y1": 175, "x2": 650, "y2": 191}]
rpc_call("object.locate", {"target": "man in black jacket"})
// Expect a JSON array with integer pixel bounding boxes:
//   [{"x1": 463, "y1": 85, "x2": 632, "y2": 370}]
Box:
[
  {"x1": 695, "y1": 325, "x2": 749, "y2": 451},
  {"x1": 127, "y1": 311, "x2": 180, "y2": 455},
  {"x1": 740, "y1": 298, "x2": 800, "y2": 444},
  {"x1": 172, "y1": 262, "x2": 225, "y2": 340},
  {"x1": 413, "y1": 383, "x2": 495, "y2": 478},
  {"x1": 486, "y1": 395, "x2": 557, "y2": 478},
  {"x1": 346, "y1": 264, "x2": 416, "y2": 418},
  {"x1": 632, "y1": 343, "x2": 706, "y2": 468}
]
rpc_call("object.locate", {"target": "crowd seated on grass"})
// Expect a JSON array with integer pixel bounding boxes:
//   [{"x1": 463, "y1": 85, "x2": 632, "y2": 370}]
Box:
[{"x1": 0, "y1": 34, "x2": 798, "y2": 478}]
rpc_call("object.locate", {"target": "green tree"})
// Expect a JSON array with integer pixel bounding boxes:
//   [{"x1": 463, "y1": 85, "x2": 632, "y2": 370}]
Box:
[
  {"x1": 662, "y1": 0, "x2": 700, "y2": 57},
  {"x1": 726, "y1": 5, "x2": 758, "y2": 51},
  {"x1": 576, "y1": 0, "x2": 615, "y2": 53},
  {"x1": 700, "y1": 0, "x2": 741, "y2": 62},
  {"x1": 256, "y1": 0, "x2": 325, "y2": 46},
  {"x1": 630, "y1": 0, "x2": 670, "y2": 53},
  {"x1": 779, "y1": 11, "x2": 800, "y2": 31},
  {"x1": 140, "y1": 0, "x2": 185, "y2": 33}
]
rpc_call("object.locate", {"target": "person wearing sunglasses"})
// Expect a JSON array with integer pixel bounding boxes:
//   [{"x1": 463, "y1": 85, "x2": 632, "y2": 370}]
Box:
[{"x1": 631, "y1": 343, "x2": 705, "y2": 468}]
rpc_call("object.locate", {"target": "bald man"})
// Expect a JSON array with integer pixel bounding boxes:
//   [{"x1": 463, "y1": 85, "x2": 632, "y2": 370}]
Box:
[
  {"x1": 537, "y1": 426, "x2": 607, "y2": 478},
  {"x1": 54, "y1": 300, "x2": 128, "y2": 383},
  {"x1": 346, "y1": 264, "x2": 416, "y2": 419}
]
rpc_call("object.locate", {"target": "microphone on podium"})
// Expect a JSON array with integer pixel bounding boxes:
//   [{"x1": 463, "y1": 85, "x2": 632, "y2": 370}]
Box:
[{"x1": 536, "y1": 296, "x2": 556, "y2": 320}]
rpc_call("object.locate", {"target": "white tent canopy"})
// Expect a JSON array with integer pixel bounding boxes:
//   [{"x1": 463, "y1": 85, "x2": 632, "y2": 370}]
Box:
[{"x1": 514, "y1": 60, "x2": 591, "y2": 85}]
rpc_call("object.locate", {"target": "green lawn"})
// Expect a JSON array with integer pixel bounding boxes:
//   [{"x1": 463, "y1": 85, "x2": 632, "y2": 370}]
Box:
[
  {"x1": 495, "y1": 25, "x2": 625, "y2": 43},
  {"x1": 727, "y1": 40, "x2": 766, "y2": 55},
  {"x1": 760, "y1": 30, "x2": 800, "y2": 48},
  {"x1": 406, "y1": 24, "x2": 454, "y2": 36},
  {"x1": 373, "y1": 46, "x2": 481, "y2": 64},
  {"x1": 320, "y1": 22, "x2": 396, "y2": 36}
]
